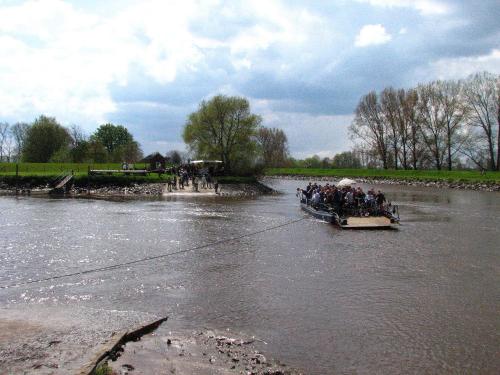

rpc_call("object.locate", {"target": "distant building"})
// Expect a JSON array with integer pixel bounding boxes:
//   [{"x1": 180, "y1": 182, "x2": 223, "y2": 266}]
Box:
[{"x1": 141, "y1": 152, "x2": 167, "y2": 170}]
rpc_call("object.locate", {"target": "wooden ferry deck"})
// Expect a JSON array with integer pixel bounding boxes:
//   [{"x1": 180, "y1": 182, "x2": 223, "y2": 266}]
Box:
[{"x1": 341, "y1": 216, "x2": 397, "y2": 229}]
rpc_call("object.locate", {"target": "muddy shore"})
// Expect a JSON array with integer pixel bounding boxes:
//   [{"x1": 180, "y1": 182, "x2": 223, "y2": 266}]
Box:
[
  {"x1": 107, "y1": 328, "x2": 302, "y2": 375},
  {"x1": 0, "y1": 308, "x2": 301, "y2": 375},
  {"x1": 264, "y1": 174, "x2": 500, "y2": 192}
]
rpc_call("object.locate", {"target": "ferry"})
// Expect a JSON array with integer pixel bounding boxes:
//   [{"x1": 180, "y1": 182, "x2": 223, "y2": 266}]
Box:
[{"x1": 299, "y1": 197, "x2": 400, "y2": 230}]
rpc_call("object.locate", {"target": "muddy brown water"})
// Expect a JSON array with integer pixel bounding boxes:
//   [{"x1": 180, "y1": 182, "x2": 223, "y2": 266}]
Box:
[{"x1": 0, "y1": 179, "x2": 499, "y2": 374}]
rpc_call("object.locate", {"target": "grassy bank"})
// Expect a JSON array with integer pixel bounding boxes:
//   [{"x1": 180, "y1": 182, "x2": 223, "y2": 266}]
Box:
[
  {"x1": 0, "y1": 162, "x2": 150, "y2": 176},
  {"x1": 265, "y1": 168, "x2": 500, "y2": 184},
  {"x1": 0, "y1": 163, "x2": 261, "y2": 188},
  {"x1": 0, "y1": 163, "x2": 172, "y2": 188},
  {"x1": 0, "y1": 174, "x2": 172, "y2": 188}
]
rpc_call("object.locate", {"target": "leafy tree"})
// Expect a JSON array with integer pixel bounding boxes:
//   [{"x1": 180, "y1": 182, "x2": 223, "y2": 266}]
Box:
[
  {"x1": 22, "y1": 115, "x2": 70, "y2": 162},
  {"x1": 91, "y1": 123, "x2": 133, "y2": 155},
  {"x1": 87, "y1": 139, "x2": 107, "y2": 163},
  {"x1": 112, "y1": 141, "x2": 143, "y2": 163},
  {"x1": 90, "y1": 123, "x2": 142, "y2": 162},
  {"x1": 183, "y1": 95, "x2": 261, "y2": 173},
  {"x1": 304, "y1": 155, "x2": 322, "y2": 168}
]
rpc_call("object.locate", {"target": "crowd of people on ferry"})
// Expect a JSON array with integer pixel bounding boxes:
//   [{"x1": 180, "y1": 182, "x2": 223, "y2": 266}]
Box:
[{"x1": 297, "y1": 182, "x2": 387, "y2": 215}]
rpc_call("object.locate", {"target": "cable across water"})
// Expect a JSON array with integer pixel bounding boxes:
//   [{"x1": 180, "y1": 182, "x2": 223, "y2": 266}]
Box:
[{"x1": 0, "y1": 217, "x2": 307, "y2": 290}]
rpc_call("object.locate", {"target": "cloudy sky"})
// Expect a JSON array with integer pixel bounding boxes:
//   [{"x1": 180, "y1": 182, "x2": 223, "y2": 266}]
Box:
[{"x1": 1, "y1": 0, "x2": 499, "y2": 158}]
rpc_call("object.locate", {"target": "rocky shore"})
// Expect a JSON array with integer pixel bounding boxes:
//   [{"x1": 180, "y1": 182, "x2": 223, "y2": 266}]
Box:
[
  {"x1": 0, "y1": 181, "x2": 276, "y2": 198},
  {"x1": 264, "y1": 175, "x2": 500, "y2": 192},
  {"x1": 108, "y1": 329, "x2": 302, "y2": 375}
]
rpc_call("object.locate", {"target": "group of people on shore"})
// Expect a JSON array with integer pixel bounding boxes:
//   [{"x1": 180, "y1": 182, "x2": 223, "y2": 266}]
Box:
[
  {"x1": 166, "y1": 166, "x2": 219, "y2": 193},
  {"x1": 297, "y1": 182, "x2": 387, "y2": 215}
]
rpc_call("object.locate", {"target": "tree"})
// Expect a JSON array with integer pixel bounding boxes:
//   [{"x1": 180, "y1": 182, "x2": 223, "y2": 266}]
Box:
[
  {"x1": 92, "y1": 123, "x2": 133, "y2": 155},
  {"x1": 183, "y1": 95, "x2": 261, "y2": 173},
  {"x1": 417, "y1": 82, "x2": 448, "y2": 170},
  {"x1": 304, "y1": 154, "x2": 322, "y2": 168},
  {"x1": 257, "y1": 127, "x2": 289, "y2": 167},
  {"x1": 22, "y1": 115, "x2": 70, "y2": 162},
  {"x1": 167, "y1": 150, "x2": 183, "y2": 165},
  {"x1": 10, "y1": 122, "x2": 30, "y2": 161},
  {"x1": 0, "y1": 122, "x2": 9, "y2": 161},
  {"x1": 438, "y1": 80, "x2": 467, "y2": 170},
  {"x1": 113, "y1": 141, "x2": 143, "y2": 163},
  {"x1": 381, "y1": 87, "x2": 400, "y2": 169},
  {"x1": 463, "y1": 72, "x2": 499, "y2": 170},
  {"x1": 87, "y1": 139, "x2": 107, "y2": 163},
  {"x1": 332, "y1": 151, "x2": 361, "y2": 168},
  {"x1": 349, "y1": 91, "x2": 389, "y2": 168},
  {"x1": 68, "y1": 125, "x2": 89, "y2": 163}
]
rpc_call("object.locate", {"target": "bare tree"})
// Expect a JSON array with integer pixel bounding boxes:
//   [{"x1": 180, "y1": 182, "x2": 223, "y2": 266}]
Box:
[
  {"x1": 417, "y1": 82, "x2": 448, "y2": 170},
  {"x1": 257, "y1": 127, "x2": 289, "y2": 167},
  {"x1": 438, "y1": 80, "x2": 468, "y2": 170},
  {"x1": 463, "y1": 72, "x2": 499, "y2": 170},
  {"x1": 0, "y1": 122, "x2": 8, "y2": 161},
  {"x1": 10, "y1": 122, "x2": 30, "y2": 161},
  {"x1": 350, "y1": 92, "x2": 389, "y2": 169},
  {"x1": 381, "y1": 88, "x2": 401, "y2": 169}
]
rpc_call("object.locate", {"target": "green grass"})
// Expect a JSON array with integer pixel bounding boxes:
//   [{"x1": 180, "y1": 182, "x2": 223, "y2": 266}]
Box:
[
  {"x1": 0, "y1": 162, "x2": 149, "y2": 176},
  {"x1": 94, "y1": 362, "x2": 114, "y2": 375},
  {"x1": 0, "y1": 162, "x2": 172, "y2": 187},
  {"x1": 265, "y1": 168, "x2": 500, "y2": 184}
]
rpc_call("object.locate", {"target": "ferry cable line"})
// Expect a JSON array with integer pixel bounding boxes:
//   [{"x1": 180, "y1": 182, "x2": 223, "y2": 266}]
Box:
[{"x1": 0, "y1": 216, "x2": 307, "y2": 290}]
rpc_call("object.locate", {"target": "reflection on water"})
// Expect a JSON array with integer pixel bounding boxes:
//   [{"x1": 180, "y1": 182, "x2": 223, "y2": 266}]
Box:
[{"x1": 0, "y1": 180, "x2": 499, "y2": 374}]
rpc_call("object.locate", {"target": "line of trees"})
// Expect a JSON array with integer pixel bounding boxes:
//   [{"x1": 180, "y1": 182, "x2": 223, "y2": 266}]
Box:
[
  {"x1": 349, "y1": 71, "x2": 500, "y2": 171},
  {"x1": 183, "y1": 95, "x2": 290, "y2": 173},
  {"x1": 0, "y1": 115, "x2": 142, "y2": 163}
]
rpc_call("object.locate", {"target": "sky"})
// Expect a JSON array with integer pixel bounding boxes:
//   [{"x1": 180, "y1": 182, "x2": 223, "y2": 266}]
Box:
[{"x1": 0, "y1": 0, "x2": 499, "y2": 158}]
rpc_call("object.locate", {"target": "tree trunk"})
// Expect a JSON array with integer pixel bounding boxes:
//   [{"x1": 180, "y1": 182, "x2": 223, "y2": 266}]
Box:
[
  {"x1": 402, "y1": 143, "x2": 408, "y2": 169},
  {"x1": 447, "y1": 128, "x2": 452, "y2": 171},
  {"x1": 393, "y1": 141, "x2": 398, "y2": 169},
  {"x1": 487, "y1": 129, "x2": 496, "y2": 170},
  {"x1": 497, "y1": 95, "x2": 500, "y2": 171}
]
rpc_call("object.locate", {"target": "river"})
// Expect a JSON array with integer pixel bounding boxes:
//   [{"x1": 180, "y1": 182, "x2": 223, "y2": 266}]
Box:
[{"x1": 0, "y1": 179, "x2": 499, "y2": 374}]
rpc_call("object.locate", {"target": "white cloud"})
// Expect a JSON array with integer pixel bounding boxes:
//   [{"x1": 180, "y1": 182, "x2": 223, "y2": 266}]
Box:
[
  {"x1": 356, "y1": 0, "x2": 450, "y2": 15},
  {"x1": 421, "y1": 49, "x2": 500, "y2": 80},
  {"x1": 0, "y1": 0, "x2": 329, "y2": 131},
  {"x1": 252, "y1": 99, "x2": 354, "y2": 157},
  {"x1": 355, "y1": 24, "x2": 392, "y2": 47}
]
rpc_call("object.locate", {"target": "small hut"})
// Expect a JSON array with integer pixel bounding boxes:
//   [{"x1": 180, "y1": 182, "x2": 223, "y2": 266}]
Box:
[{"x1": 141, "y1": 152, "x2": 166, "y2": 171}]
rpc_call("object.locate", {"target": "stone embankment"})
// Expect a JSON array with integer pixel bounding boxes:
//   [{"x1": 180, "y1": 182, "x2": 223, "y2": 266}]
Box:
[
  {"x1": 265, "y1": 175, "x2": 500, "y2": 192},
  {"x1": 0, "y1": 181, "x2": 276, "y2": 197},
  {"x1": 218, "y1": 182, "x2": 275, "y2": 197},
  {"x1": 71, "y1": 183, "x2": 166, "y2": 196}
]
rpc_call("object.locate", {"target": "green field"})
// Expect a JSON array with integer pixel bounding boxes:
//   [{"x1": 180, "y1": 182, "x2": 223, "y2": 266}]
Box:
[
  {"x1": 0, "y1": 162, "x2": 149, "y2": 176},
  {"x1": 265, "y1": 168, "x2": 500, "y2": 183},
  {"x1": 0, "y1": 162, "x2": 172, "y2": 186}
]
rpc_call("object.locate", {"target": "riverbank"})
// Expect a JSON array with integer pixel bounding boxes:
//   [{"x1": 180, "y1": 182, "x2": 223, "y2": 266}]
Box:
[
  {"x1": 264, "y1": 169, "x2": 500, "y2": 192},
  {"x1": 106, "y1": 328, "x2": 301, "y2": 375},
  {"x1": 0, "y1": 176, "x2": 275, "y2": 198},
  {"x1": 0, "y1": 308, "x2": 300, "y2": 375}
]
